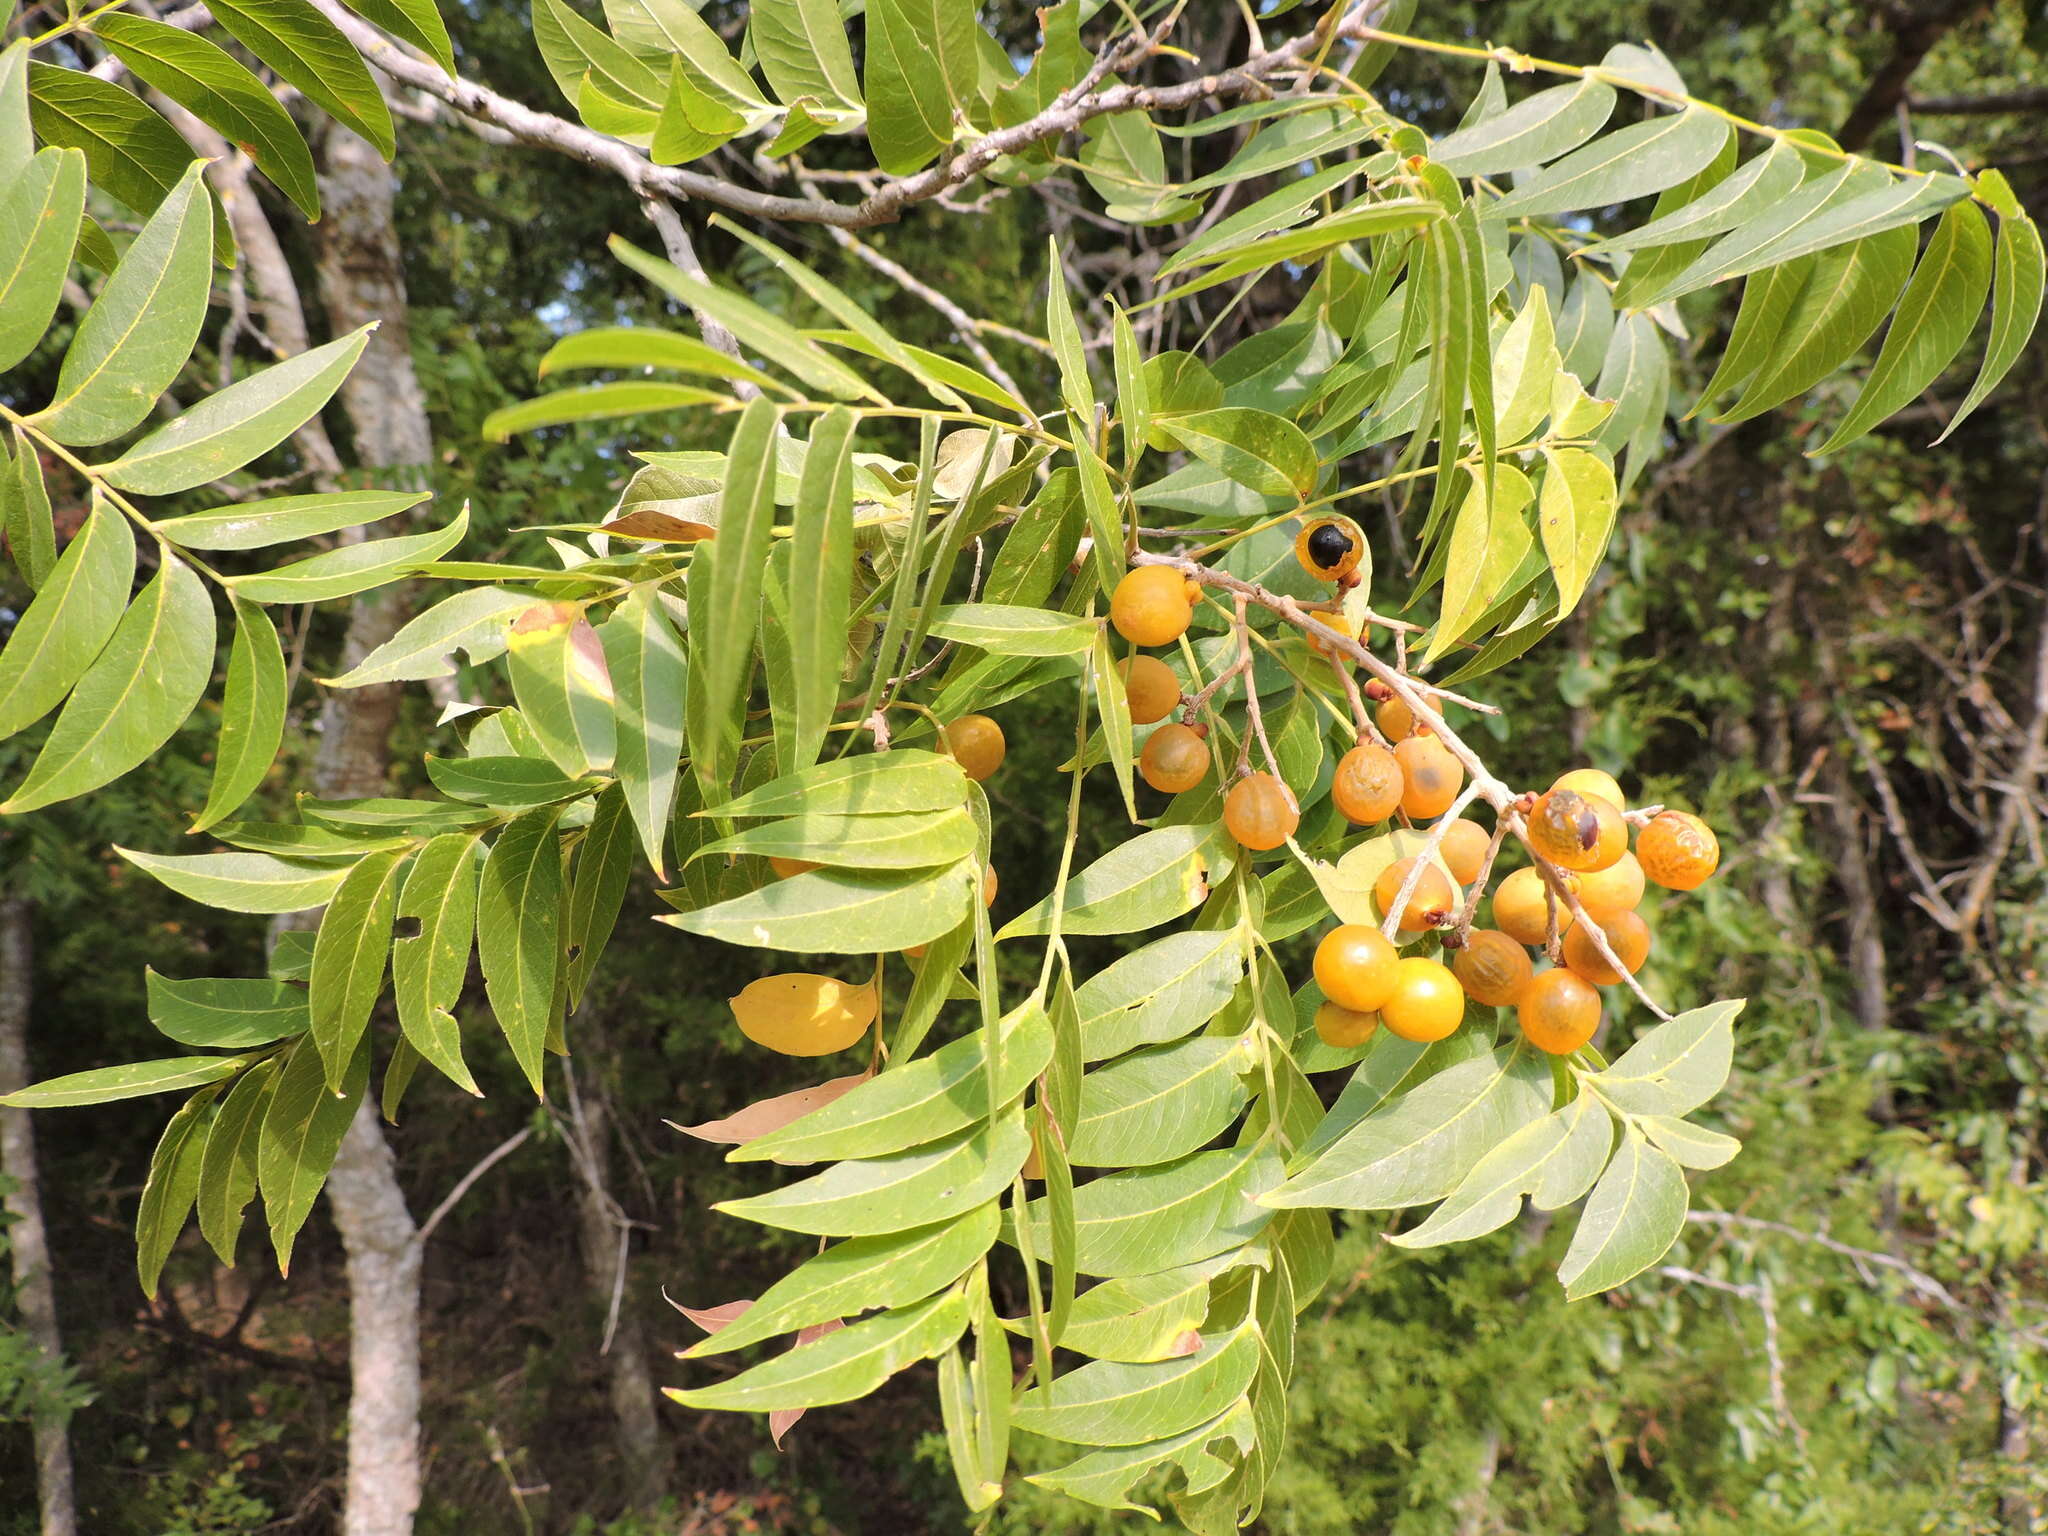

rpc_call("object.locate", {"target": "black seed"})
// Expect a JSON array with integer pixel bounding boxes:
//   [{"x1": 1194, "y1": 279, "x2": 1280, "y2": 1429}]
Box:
[{"x1": 1307, "y1": 522, "x2": 1354, "y2": 571}]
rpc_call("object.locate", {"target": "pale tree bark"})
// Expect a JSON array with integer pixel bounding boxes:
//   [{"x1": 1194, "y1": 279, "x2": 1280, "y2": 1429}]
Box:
[
  {"x1": 562, "y1": 1057, "x2": 670, "y2": 1512},
  {"x1": 305, "y1": 120, "x2": 439, "y2": 1536},
  {"x1": 0, "y1": 896, "x2": 77, "y2": 1536}
]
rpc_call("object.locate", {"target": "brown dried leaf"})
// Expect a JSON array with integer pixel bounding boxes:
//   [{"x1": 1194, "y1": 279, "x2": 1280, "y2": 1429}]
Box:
[
  {"x1": 668, "y1": 1296, "x2": 753, "y2": 1335},
  {"x1": 769, "y1": 1320, "x2": 846, "y2": 1447},
  {"x1": 668, "y1": 1074, "x2": 868, "y2": 1148},
  {"x1": 601, "y1": 509, "x2": 716, "y2": 543}
]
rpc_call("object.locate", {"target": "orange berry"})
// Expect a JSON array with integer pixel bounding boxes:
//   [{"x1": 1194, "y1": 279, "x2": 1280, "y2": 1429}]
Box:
[
  {"x1": 1305, "y1": 610, "x2": 1362, "y2": 660},
  {"x1": 1395, "y1": 733, "x2": 1463, "y2": 820},
  {"x1": 1373, "y1": 857, "x2": 1455, "y2": 932},
  {"x1": 1576, "y1": 851, "x2": 1645, "y2": 919},
  {"x1": 1518, "y1": 969, "x2": 1601, "y2": 1055},
  {"x1": 1314, "y1": 1001, "x2": 1379, "y2": 1048},
  {"x1": 1139, "y1": 723, "x2": 1211, "y2": 794},
  {"x1": 944, "y1": 715, "x2": 1006, "y2": 781},
  {"x1": 1380, "y1": 957, "x2": 1465, "y2": 1043},
  {"x1": 1313, "y1": 924, "x2": 1400, "y2": 1012},
  {"x1": 1492, "y1": 866, "x2": 1575, "y2": 947},
  {"x1": 1110, "y1": 566, "x2": 1196, "y2": 647},
  {"x1": 1526, "y1": 789, "x2": 1625, "y2": 872},
  {"x1": 1561, "y1": 908, "x2": 1651, "y2": 986},
  {"x1": 1437, "y1": 818, "x2": 1490, "y2": 885},
  {"x1": 1638, "y1": 810, "x2": 1719, "y2": 891},
  {"x1": 1293, "y1": 515, "x2": 1366, "y2": 581},
  {"x1": 1377, "y1": 695, "x2": 1416, "y2": 741},
  {"x1": 1551, "y1": 767, "x2": 1625, "y2": 811},
  {"x1": 1222, "y1": 772, "x2": 1298, "y2": 851},
  {"x1": 768, "y1": 857, "x2": 819, "y2": 879},
  {"x1": 1451, "y1": 929, "x2": 1533, "y2": 1008},
  {"x1": 1331, "y1": 743, "x2": 1403, "y2": 825},
  {"x1": 1118, "y1": 654, "x2": 1181, "y2": 724},
  {"x1": 982, "y1": 865, "x2": 998, "y2": 907}
]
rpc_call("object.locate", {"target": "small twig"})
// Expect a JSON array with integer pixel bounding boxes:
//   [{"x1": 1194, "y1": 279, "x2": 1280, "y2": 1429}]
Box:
[
  {"x1": 1454, "y1": 817, "x2": 1512, "y2": 944},
  {"x1": 1379, "y1": 782, "x2": 1484, "y2": 943},
  {"x1": 414, "y1": 1127, "x2": 533, "y2": 1247}
]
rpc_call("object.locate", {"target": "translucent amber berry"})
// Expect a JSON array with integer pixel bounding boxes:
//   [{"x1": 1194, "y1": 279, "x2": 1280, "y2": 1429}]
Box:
[
  {"x1": 1140, "y1": 723, "x2": 1211, "y2": 794},
  {"x1": 1314, "y1": 924, "x2": 1400, "y2": 1012},
  {"x1": 944, "y1": 714, "x2": 1006, "y2": 781},
  {"x1": 1331, "y1": 743, "x2": 1403, "y2": 825},
  {"x1": 1373, "y1": 857, "x2": 1455, "y2": 932},
  {"x1": 729, "y1": 973, "x2": 879, "y2": 1056},
  {"x1": 1561, "y1": 908, "x2": 1652, "y2": 987},
  {"x1": 768, "y1": 857, "x2": 819, "y2": 879},
  {"x1": 982, "y1": 865, "x2": 999, "y2": 908},
  {"x1": 1438, "y1": 818, "x2": 1490, "y2": 885},
  {"x1": 1306, "y1": 610, "x2": 1362, "y2": 660},
  {"x1": 1118, "y1": 654, "x2": 1181, "y2": 724},
  {"x1": 1492, "y1": 865, "x2": 1576, "y2": 946},
  {"x1": 1576, "y1": 851, "x2": 1645, "y2": 919},
  {"x1": 1377, "y1": 695, "x2": 1416, "y2": 741},
  {"x1": 1452, "y1": 928, "x2": 1533, "y2": 1008},
  {"x1": 1293, "y1": 515, "x2": 1366, "y2": 581},
  {"x1": 1526, "y1": 788, "x2": 1625, "y2": 872},
  {"x1": 1395, "y1": 733, "x2": 1463, "y2": 820},
  {"x1": 1380, "y1": 957, "x2": 1465, "y2": 1043},
  {"x1": 1638, "y1": 810, "x2": 1720, "y2": 891},
  {"x1": 1518, "y1": 969, "x2": 1601, "y2": 1055},
  {"x1": 1315, "y1": 1002, "x2": 1379, "y2": 1049},
  {"x1": 1111, "y1": 566, "x2": 1196, "y2": 647},
  {"x1": 1551, "y1": 767, "x2": 1625, "y2": 811},
  {"x1": 1223, "y1": 772, "x2": 1299, "y2": 850}
]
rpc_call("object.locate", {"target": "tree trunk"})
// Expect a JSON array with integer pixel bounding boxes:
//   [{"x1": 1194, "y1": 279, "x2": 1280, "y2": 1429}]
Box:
[
  {"x1": 564, "y1": 1072, "x2": 670, "y2": 1512},
  {"x1": 305, "y1": 121, "x2": 440, "y2": 1536},
  {"x1": 0, "y1": 896, "x2": 77, "y2": 1536}
]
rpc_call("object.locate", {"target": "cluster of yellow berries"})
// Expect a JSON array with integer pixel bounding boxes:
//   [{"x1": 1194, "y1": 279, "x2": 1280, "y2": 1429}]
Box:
[{"x1": 1312, "y1": 764, "x2": 1718, "y2": 1058}]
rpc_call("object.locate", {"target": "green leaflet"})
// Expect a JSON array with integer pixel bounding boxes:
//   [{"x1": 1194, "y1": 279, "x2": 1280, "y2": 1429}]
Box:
[
  {"x1": 1488, "y1": 107, "x2": 1728, "y2": 220},
  {"x1": 737, "y1": 1003, "x2": 1054, "y2": 1165},
  {"x1": 1538, "y1": 445, "x2": 1619, "y2": 621},
  {"x1": 30, "y1": 160, "x2": 212, "y2": 447},
  {"x1": 1558, "y1": 1132, "x2": 1689, "y2": 1299},
  {"x1": 228, "y1": 508, "x2": 469, "y2": 604},
  {"x1": 1428, "y1": 460, "x2": 1535, "y2": 662},
  {"x1": 192, "y1": 599, "x2": 289, "y2": 834},
  {"x1": 426, "y1": 755, "x2": 586, "y2": 807},
  {"x1": 1430, "y1": 77, "x2": 1616, "y2": 177},
  {"x1": 2, "y1": 554, "x2": 216, "y2": 815},
  {"x1": 136, "y1": 1081, "x2": 221, "y2": 1297},
  {"x1": 1388, "y1": 1090, "x2": 1614, "y2": 1248},
  {"x1": 88, "y1": 13, "x2": 319, "y2": 219},
  {"x1": 196, "y1": 1055, "x2": 279, "y2": 1263},
  {"x1": 1152, "y1": 408, "x2": 1318, "y2": 500},
  {"x1": 716, "y1": 1113, "x2": 1030, "y2": 1237},
  {"x1": 1075, "y1": 928, "x2": 1245, "y2": 1061},
  {"x1": 1068, "y1": 1037, "x2": 1256, "y2": 1168},
  {"x1": 0, "y1": 1053, "x2": 247, "y2": 1108},
  {"x1": 1582, "y1": 999, "x2": 1742, "y2": 1117},
  {"x1": 1938, "y1": 173, "x2": 2045, "y2": 443},
  {"x1": 504, "y1": 602, "x2": 616, "y2": 777},
  {"x1": 392, "y1": 830, "x2": 484, "y2": 1096},
  {"x1": 479, "y1": 380, "x2": 725, "y2": 439},
  {"x1": 863, "y1": 0, "x2": 977, "y2": 175},
  {"x1": 1012, "y1": 1324, "x2": 1260, "y2": 1447},
  {"x1": 340, "y1": 0, "x2": 455, "y2": 75},
  {"x1": 258, "y1": 1034, "x2": 369, "y2": 1273},
  {"x1": 101, "y1": 327, "x2": 371, "y2": 495},
  {"x1": 145, "y1": 971, "x2": 308, "y2": 1049},
  {"x1": 565, "y1": 783, "x2": 635, "y2": 1010},
  {"x1": 153, "y1": 489, "x2": 429, "y2": 551},
  {"x1": 539, "y1": 326, "x2": 786, "y2": 395},
  {"x1": 683, "y1": 1206, "x2": 998, "y2": 1357},
  {"x1": 0, "y1": 491, "x2": 135, "y2": 742},
  {"x1": 687, "y1": 398, "x2": 779, "y2": 802},
  {"x1": 320, "y1": 587, "x2": 535, "y2": 688},
  {"x1": 1589, "y1": 138, "x2": 1805, "y2": 259},
  {"x1": 478, "y1": 805, "x2": 567, "y2": 1095},
  {"x1": 694, "y1": 808, "x2": 978, "y2": 872},
  {"x1": 0, "y1": 146, "x2": 85, "y2": 374},
  {"x1": 1266, "y1": 1044, "x2": 1553, "y2": 1210},
  {"x1": 780, "y1": 407, "x2": 855, "y2": 777},
  {"x1": 662, "y1": 859, "x2": 979, "y2": 953},
  {"x1": 308, "y1": 848, "x2": 409, "y2": 1090},
  {"x1": 1026, "y1": 1400, "x2": 1257, "y2": 1515},
  {"x1": 667, "y1": 1289, "x2": 968, "y2": 1412},
  {"x1": 1816, "y1": 198, "x2": 1993, "y2": 454},
  {"x1": 928, "y1": 604, "x2": 1099, "y2": 658},
  {"x1": 1000, "y1": 825, "x2": 1227, "y2": 940},
  {"x1": 1055, "y1": 1252, "x2": 1248, "y2": 1362},
  {"x1": 204, "y1": 0, "x2": 395, "y2": 158},
  {"x1": 118, "y1": 847, "x2": 352, "y2": 914},
  {"x1": 1013, "y1": 1143, "x2": 1282, "y2": 1278}
]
